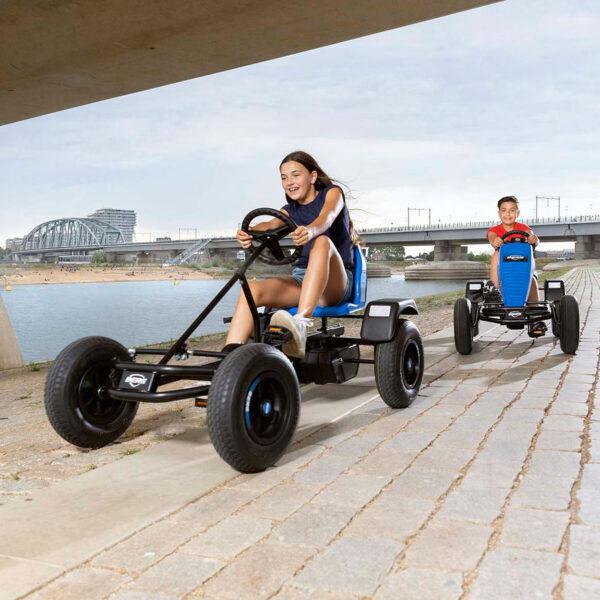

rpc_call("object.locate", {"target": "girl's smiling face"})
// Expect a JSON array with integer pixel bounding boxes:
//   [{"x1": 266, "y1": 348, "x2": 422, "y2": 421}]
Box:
[{"x1": 280, "y1": 160, "x2": 317, "y2": 203}]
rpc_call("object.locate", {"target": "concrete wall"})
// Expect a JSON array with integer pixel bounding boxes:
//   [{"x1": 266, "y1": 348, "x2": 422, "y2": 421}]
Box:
[{"x1": 0, "y1": 296, "x2": 24, "y2": 370}]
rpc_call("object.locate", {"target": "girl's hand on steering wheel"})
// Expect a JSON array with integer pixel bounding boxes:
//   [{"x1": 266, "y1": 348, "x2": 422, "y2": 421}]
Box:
[
  {"x1": 291, "y1": 225, "x2": 315, "y2": 246},
  {"x1": 236, "y1": 229, "x2": 253, "y2": 249}
]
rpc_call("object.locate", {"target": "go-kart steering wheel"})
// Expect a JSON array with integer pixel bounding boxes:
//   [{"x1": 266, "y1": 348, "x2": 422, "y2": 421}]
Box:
[
  {"x1": 501, "y1": 230, "x2": 530, "y2": 243},
  {"x1": 240, "y1": 208, "x2": 302, "y2": 265}
]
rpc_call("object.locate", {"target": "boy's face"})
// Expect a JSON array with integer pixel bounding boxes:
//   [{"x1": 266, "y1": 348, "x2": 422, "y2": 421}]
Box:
[{"x1": 498, "y1": 201, "x2": 519, "y2": 227}]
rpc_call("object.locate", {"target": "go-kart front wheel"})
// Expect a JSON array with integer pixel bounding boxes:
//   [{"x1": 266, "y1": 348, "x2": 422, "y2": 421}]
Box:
[
  {"x1": 207, "y1": 344, "x2": 300, "y2": 473},
  {"x1": 559, "y1": 295, "x2": 579, "y2": 354},
  {"x1": 44, "y1": 336, "x2": 138, "y2": 448},
  {"x1": 374, "y1": 320, "x2": 424, "y2": 409},
  {"x1": 454, "y1": 298, "x2": 474, "y2": 355}
]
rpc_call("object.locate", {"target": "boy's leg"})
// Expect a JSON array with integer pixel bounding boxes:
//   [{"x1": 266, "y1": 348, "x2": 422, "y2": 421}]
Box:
[
  {"x1": 225, "y1": 277, "x2": 301, "y2": 345},
  {"x1": 490, "y1": 250, "x2": 499, "y2": 288},
  {"x1": 527, "y1": 276, "x2": 540, "y2": 302}
]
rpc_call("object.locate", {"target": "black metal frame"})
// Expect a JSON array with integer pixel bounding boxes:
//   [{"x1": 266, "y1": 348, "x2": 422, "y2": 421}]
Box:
[
  {"x1": 105, "y1": 235, "x2": 375, "y2": 406},
  {"x1": 476, "y1": 301, "x2": 557, "y2": 327}
]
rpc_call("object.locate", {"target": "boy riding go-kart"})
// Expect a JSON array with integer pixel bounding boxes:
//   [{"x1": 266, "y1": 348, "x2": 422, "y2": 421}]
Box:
[{"x1": 453, "y1": 196, "x2": 579, "y2": 355}]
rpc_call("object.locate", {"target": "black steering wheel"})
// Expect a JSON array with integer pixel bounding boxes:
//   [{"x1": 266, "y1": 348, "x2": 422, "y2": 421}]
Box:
[
  {"x1": 240, "y1": 208, "x2": 302, "y2": 265},
  {"x1": 501, "y1": 230, "x2": 530, "y2": 243}
]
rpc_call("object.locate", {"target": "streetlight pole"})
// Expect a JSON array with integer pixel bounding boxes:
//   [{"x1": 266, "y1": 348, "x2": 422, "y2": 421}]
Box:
[
  {"x1": 407, "y1": 207, "x2": 432, "y2": 229},
  {"x1": 535, "y1": 196, "x2": 561, "y2": 222}
]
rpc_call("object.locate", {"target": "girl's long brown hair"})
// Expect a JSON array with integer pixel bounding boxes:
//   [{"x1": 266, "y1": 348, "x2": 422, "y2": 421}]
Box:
[{"x1": 280, "y1": 150, "x2": 359, "y2": 244}]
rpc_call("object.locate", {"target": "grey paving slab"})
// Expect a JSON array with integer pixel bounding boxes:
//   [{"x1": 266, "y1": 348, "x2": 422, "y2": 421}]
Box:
[
  {"x1": 437, "y1": 485, "x2": 508, "y2": 524},
  {"x1": 563, "y1": 575, "x2": 600, "y2": 600},
  {"x1": 402, "y1": 518, "x2": 492, "y2": 571},
  {"x1": 292, "y1": 537, "x2": 402, "y2": 596},
  {"x1": 580, "y1": 463, "x2": 600, "y2": 491},
  {"x1": 460, "y1": 459, "x2": 523, "y2": 490},
  {"x1": 499, "y1": 507, "x2": 570, "y2": 551},
  {"x1": 311, "y1": 473, "x2": 389, "y2": 509},
  {"x1": 241, "y1": 481, "x2": 320, "y2": 521},
  {"x1": 389, "y1": 467, "x2": 458, "y2": 500},
  {"x1": 577, "y1": 488, "x2": 600, "y2": 526},
  {"x1": 375, "y1": 567, "x2": 463, "y2": 600},
  {"x1": 349, "y1": 448, "x2": 416, "y2": 476},
  {"x1": 536, "y1": 429, "x2": 582, "y2": 452},
  {"x1": 567, "y1": 524, "x2": 600, "y2": 578},
  {"x1": 26, "y1": 567, "x2": 130, "y2": 600},
  {"x1": 469, "y1": 547, "x2": 563, "y2": 600},
  {"x1": 0, "y1": 557, "x2": 64, "y2": 600}
]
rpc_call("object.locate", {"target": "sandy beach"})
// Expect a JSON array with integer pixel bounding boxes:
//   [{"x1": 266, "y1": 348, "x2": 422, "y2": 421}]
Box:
[{"x1": 0, "y1": 265, "x2": 214, "y2": 286}]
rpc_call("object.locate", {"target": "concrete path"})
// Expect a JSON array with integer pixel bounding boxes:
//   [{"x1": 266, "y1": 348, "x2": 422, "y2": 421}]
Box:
[{"x1": 1, "y1": 267, "x2": 598, "y2": 600}]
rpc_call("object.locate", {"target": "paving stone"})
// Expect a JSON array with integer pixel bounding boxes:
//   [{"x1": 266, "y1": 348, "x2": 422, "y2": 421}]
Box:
[
  {"x1": 273, "y1": 503, "x2": 354, "y2": 547},
  {"x1": 127, "y1": 553, "x2": 223, "y2": 597},
  {"x1": 406, "y1": 415, "x2": 453, "y2": 433},
  {"x1": 329, "y1": 435, "x2": 378, "y2": 458},
  {"x1": 438, "y1": 485, "x2": 508, "y2": 524},
  {"x1": 358, "y1": 418, "x2": 408, "y2": 442},
  {"x1": 108, "y1": 590, "x2": 178, "y2": 600},
  {"x1": 344, "y1": 491, "x2": 434, "y2": 542},
  {"x1": 577, "y1": 489, "x2": 600, "y2": 526},
  {"x1": 502, "y1": 408, "x2": 545, "y2": 423},
  {"x1": 312, "y1": 473, "x2": 389, "y2": 509},
  {"x1": 500, "y1": 507, "x2": 570, "y2": 551},
  {"x1": 536, "y1": 429, "x2": 582, "y2": 452},
  {"x1": 198, "y1": 541, "x2": 314, "y2": 600},
  {"x1": 590, "y1": 438, "x2": 600, "y2": 464},
  {"x1": 526, "y1": 450, "x2": 581, "y2": 482},
  {"x1": 435, "y1": 428, "x2": 484, "y2": 450},
  {"x1": 374, "y1": 567, "x2": 463, "y2": 600},
  {"x1": 403, "y1": 518, "x2": 492, "y2": 571},
  {"x1": 389, "y1": 467, "x2": 458, "y2": 500},
  {"x1": 180, "y1": 514, "x2": 272, "y2": 560},
  {"x1": 476, "y1": 441, "x2": 529, "y2": 464},
  {"x1": 512, "y1": 476, "x2": 573, "y2": 511},
  {"x1": 410, "y1": 445, "x2": 474, "y2": 472},
  {"x1": 292, "y1": 537, "x2": 402, "y2": 596},
  {"x1": 294, "y1": 454, "x2": 357, "y2": 486},
  {"x1": 27, "y1": 567, "x2": 130, "y2": 600},
  {"x1": 350, "y1": 449, "x2": 416, "y2": 476},
  {"x1": 241, "y1": 482, "x2": 319, "y2": 521},
  {"x1": 542, "y1": 414, "x2": 584, "y2": 432},
  {"x1": 580, "y1": 463, "x2": 600, "y2": 491},
  {"x1": 460, "y1": 459, "x2": 522, "y2": 490},
  {"x1": 381, "y1": 430, "x2": 437, "y2": 453},
  {"x1": 92, "y1": 520, "x2": 196, "y2": 573},
  {"x1": 271, "y1": 585, "x2": 354, "y2": 599},
  {"x1": 563, "y1": 574, "x2": 600, "y2": 600},
  {"x1": 469, "y1": 547, "x2": 562, "y2": 600},
  {"x1": 550, "y1": 401, "x2": 589, "y2": 417},
  {"x1": 567, "y1": 524, "x2": 600, "y2": 578}
]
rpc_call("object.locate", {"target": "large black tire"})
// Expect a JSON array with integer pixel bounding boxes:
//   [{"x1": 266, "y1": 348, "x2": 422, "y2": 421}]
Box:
[
  {"x1": 207, "y1": 344, "x2": 300, "y2": 473},
  {"x1": 374, "y1": 320, "x2": 424, "y2": 409},
  {"x1": 44, "y1": 336, "x2": 138, "y2": 448},
  {"x1": 559, "y1": 295, "x2": 579, "y2": 354},
  {"x1": 551, "y1": 311, "x2": 560, "y2": 338},
  {"x1": 454, "y1": 298, "x2": 473, "y2": 355}
]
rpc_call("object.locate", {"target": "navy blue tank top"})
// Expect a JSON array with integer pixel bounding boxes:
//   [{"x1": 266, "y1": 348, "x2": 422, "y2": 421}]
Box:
[{"x1": 282, "y1": 184, "x2": 354, "y2": 270}]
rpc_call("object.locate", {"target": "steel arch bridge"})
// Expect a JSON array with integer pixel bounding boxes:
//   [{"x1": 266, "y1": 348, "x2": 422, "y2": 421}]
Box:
[{"x1": 21, "y1": 218, "x2": 124, "y2": 251}]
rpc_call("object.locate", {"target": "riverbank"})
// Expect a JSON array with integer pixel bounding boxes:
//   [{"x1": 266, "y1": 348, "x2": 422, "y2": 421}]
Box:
[{"x1": 0, "y1": 265, "x2": 214, "y2": 285}]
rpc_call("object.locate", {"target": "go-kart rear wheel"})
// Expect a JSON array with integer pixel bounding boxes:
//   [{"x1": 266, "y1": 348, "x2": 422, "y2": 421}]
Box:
[
  {"x1": 454, "y1": 298, "x2": 474, "y2": 355},
  {"x1": 44, "y1": 336, "x2": 138, "y2": 448},
  {"x1": 559, "y1": 295, "x2": 579, "y2": 354},
  {"x1": 375, "y1": 320, "x2": 424, "y2": 409},
  {"x1": 207, "y1": 344, "x2": 300, "y2": 473}
]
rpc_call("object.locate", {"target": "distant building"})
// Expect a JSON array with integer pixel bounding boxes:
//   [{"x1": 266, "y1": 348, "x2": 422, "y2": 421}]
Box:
[
  {"x1": 88, "y1": 208, "x2": 136, "y2": 242},
  {"x1": 5, "y1": 238, "x2": 23, "y2": 252}
]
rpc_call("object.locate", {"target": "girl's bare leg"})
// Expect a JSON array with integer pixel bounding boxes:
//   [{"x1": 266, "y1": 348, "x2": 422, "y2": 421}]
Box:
[
  {"x1": 225, "y1": 277, "x2": 301, "y2": 345},
  {"x1": 297, "y1": 235, "x2": 347, "y2": 317}
]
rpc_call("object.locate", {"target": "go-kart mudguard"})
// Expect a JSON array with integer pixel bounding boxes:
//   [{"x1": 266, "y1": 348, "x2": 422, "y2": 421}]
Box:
[{"x1": 499, "y1": 241, "x2": 534, "y2": 307}]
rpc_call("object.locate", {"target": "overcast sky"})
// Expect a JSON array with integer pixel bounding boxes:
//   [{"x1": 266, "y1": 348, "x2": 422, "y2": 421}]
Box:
[{"x1": 1, "y1": 0, "x2": 599, "y2": 246}]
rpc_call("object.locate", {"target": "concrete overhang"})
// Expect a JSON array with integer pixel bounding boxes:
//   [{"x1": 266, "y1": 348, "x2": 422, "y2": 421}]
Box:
[{"x1": 1, "y1": 0, "x2": 501, "y2": 125}]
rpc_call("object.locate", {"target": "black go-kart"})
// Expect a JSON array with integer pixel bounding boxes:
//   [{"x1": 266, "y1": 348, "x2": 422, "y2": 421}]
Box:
[
  {"x1": 44, "y1": 209, "x2": 424, "y2": 473},
  {"x1": 453, "y1": 229, "x2": 579, "y2": 356}
]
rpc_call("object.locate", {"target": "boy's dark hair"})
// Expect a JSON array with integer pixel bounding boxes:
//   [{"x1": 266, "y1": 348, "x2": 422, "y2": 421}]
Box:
[{"x1": 497, "y1": 195, "x2": 519, "y2": 209}]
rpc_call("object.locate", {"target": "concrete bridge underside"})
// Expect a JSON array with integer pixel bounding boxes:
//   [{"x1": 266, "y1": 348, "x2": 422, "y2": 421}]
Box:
[{"x1": 1, "y1": 0, "x2": 500, "y2": 125}]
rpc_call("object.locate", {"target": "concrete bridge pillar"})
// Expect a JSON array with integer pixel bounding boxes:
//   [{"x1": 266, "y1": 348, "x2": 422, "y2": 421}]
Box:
[
  {"x1": 434, "y1": 241, "x2": 467, "y2": 261},
  {"x1": 0, "y1": 296, "x2": 24, "y2": 370},
  {"x1": 575, "y1": 235, "x2": 600, "y2": 259}
]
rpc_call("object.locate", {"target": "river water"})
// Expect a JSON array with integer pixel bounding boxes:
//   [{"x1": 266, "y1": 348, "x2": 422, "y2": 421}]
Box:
[{"x1": 2, "y1": 276, "x2": 464, "y2": 363}]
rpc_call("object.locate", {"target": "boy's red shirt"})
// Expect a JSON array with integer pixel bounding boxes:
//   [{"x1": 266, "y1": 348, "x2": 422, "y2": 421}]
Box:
[{"x1": 487, "y1": 221, "x2": 530, "y2": 242}]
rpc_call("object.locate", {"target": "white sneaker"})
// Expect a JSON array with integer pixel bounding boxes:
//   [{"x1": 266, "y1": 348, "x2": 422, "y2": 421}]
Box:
[{"x1": 269, "y1": 310, "x2": 312, "y2": 358}]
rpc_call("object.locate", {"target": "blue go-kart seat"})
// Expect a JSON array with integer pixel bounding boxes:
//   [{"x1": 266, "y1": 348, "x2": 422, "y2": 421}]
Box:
[
  {"x1": 286, "y1": 245, "x2": 367, "y2": 317},
  {"x1": 498, "y1": 239, "x2": 534, "y2": 307}
]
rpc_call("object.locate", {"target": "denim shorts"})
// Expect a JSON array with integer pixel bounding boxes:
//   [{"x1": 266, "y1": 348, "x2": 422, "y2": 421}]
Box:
[{"x1": 291, "y1": 267, "x2": 354, "y2": 303}]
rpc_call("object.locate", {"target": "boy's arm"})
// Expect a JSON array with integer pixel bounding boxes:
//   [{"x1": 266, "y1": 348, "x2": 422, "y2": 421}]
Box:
[
  {"x1": 487, "y1": 230, "x2": 503, "y2": 249},
  {"x1": 527, "y1": 227, "x2": 539, "y2": 245}
]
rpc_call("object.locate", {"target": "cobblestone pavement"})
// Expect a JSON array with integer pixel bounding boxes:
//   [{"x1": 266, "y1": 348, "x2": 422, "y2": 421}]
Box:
[{"x1": 2, "y1": 267, "x2": 599, "y2": 600}]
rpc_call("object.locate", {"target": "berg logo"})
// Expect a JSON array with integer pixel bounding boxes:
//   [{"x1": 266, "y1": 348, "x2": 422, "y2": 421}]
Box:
[
  {"x1": 124, "y1": 373, "x2": 148, "y2": 388},
  {"x1": 505, "y1": 255, "x2": 527, "y2": 262}
]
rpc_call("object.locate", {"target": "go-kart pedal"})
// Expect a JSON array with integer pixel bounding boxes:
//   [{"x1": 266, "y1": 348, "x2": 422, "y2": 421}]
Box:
[
  {"x1": 483, "y1": 280, "x2": 502, "y2": 303},
  {"x1": 527, "y1": 321, "x2": 547, "y2": 338},
  {"x1": 263, "y1": 324, "x2": 293, "y2": 346}
]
